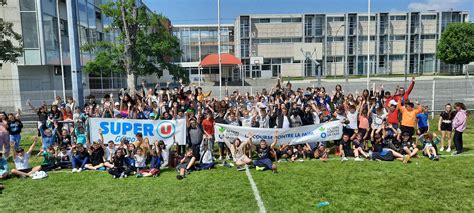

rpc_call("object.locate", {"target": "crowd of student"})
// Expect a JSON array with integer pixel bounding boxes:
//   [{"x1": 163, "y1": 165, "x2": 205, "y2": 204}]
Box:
[{"x1": 0, "y1": 77, "x2": 469, "y2": 181}]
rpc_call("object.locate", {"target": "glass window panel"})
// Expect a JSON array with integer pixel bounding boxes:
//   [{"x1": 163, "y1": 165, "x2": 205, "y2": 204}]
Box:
[
  {"x1": 42, "y1": 0, "x2": 57, "y2": 16},
  {"x1": 88, "y1": 3, "x2": 96, "y2": 29},
  {"x1": 78, "y1": 0, "x2": 88, "y2": 27},
  {"x1": 20, "y1": 12, "x2": 39, "y2": 48},
  {"x1": 20, "y1": 0, "x2": 36, "y2": 11},
  {"x1": 43, "y1": 15, "x2": 59, "y2": 50}
]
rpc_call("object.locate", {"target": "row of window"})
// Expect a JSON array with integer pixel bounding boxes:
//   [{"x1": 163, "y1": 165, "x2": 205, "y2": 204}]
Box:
[
  {"x1": 253, "y1": 37, "x2": 302, "y2": 44},
  {"x1": 252, "y1": 18, "x2": 302, "y2": 24}
]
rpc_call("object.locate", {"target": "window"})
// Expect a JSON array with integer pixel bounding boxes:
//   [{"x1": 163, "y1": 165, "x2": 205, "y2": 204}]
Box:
[
  {"x1": 20, "y1": 0, "x2": 36, "y2": 11},
  {"x1": 253, "y1": 18, "x2": 270, "y2": 23},
  {"x1": 292, "y1": 18, "x2": 302, "y2": 22},
  {"x1": 359, "y1": 16, "x2": 376, "y2": 21},
  {"x1": 421, "y1": 15, "x2": 436, "y2": 20},
  {"x1": 390, "y1": 35, "x2": 406, "y2": 40},
  {"x1": 328, "y1": 17, "x2": 344, "y2": 22},
  {"x1": 282, "y1": 18, "x2": 292, "y2": 23},
  {"x1": 43, "y1": 15, "x2": 59, "y2": 50},
  {"x1": 282, "y1": 38, "x2": 292, "y2": 43},
  {"x1": 271, "y1": 38, "x2": 281, "y2": 43},
  {"x1": 390, "y1": 15, "x2": 406, "y2": 21},
  {"x1": 328, "y1": 37, "x2": 344, "y2": 42},
  {"x1": 389, "y1": 55, "x2": 404, "y2": 61},
  {"x1": 291, "y1": 37, "x2": 302, "y2": 42},
  {"x1": 20, "y1": 12, "x2": 39, "y2": 48},
  {"x1": 421, "y1": 34, "x2": 436, "y2": 39},
  {"x1": 282, "y1": 58, "x2": 292, "y2": 63},
  {"x1": 359, "y1": 36, "x2": 376, "y2": 41}
]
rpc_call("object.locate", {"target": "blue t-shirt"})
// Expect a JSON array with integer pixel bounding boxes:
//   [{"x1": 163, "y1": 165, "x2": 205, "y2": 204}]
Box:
[{"x1": 416, "y1": 113, "x2": 429, "y2": 128}]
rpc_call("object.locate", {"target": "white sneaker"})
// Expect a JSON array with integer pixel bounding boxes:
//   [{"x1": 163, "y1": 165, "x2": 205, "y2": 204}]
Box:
[
  {"x1": 72, "y1": 168, "x2": 77, "y2": 173},
  {"x1": 218, "y1": 156, "x2": 223, "y2": 161},
  {"x1": 446, "y1": 147, "x2": 451, "y2": 152},
  {"x1": 226, "y1": 155, "x2": 231, "y2": 160},
  {"x1": 77, "y1": 168, "x2": 83, "y2": 173},
  {"x1": 341, "y1": 157, "x2": 349, "y2": 161},
  {"x1": 354, "y1": 157, "x2": 364, "y2": 162},
  {"x1": 440, "y1": 147, "x2": 444, "y2": 152}
]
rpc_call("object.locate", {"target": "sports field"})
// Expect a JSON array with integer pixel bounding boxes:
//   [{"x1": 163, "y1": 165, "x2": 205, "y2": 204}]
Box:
[{"x1": 1, "y1": 118, "x2": 473, "y2": 212}]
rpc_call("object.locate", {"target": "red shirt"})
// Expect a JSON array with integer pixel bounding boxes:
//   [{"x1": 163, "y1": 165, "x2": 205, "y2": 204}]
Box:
[
  {"x1": 202, "y1": 118, "x2": 215, "y2": 135},
  {"x1": 387, "y1": 109, "x2": 398, "y2": 124}
]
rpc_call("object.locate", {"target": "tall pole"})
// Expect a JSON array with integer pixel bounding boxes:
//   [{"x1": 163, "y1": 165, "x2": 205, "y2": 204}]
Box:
[
  {"x1": 56, "y1": 0, "x2": 66, "y2": 101},
  {"x1": 366, "y1": 0, "x2": 371, "y2": 90},
  {"x1": 66, "y1": 0, "x2": 84, "y2": 107},
  {"x1": 217, "y1": 0, "x2": 222, "y2": 100}
]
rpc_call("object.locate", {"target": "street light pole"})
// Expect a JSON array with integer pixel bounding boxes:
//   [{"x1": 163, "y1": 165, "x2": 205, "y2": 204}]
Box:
[
  {"x1": 56, "y1": 0, "x2": 66, "y2": 101},
  {"x1": 217, "y1": 0, "x2": 222, "y2": 100},
  {"x1": 366, "y1": 0, "x2": 371, "y2": 90}
]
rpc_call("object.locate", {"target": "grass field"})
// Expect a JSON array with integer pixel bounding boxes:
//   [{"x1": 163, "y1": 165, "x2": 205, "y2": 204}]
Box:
[{"x1": 1, "y1": 117, "x2": 473, "y2": 212}]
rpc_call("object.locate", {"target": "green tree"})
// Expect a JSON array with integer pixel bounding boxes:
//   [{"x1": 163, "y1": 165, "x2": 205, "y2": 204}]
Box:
[
  {"x1": 0, "y1": 1, "x2": 23, "y2": 63},
  {"x1": 83, "y1": 0, "x2": 184, "y2": 94},
  {"x1": 437, "y1": 23, "x2": 474, "y2": 74}
]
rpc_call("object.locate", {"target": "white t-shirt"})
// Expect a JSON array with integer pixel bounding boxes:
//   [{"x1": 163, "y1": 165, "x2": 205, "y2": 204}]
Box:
[
  {"x1": 371, "y1": 111, "x2": 387, "y2": 129},
  {"x1": 105, "y1": 147, "x2": 116, "y2": 162},
  {"x1": 240, "y1": 116, "x2": 253, "y2": 127},
  {"x1": 347, "y1": 111, "x2": 358, "y2": 130},
  {"x1": 134, "y1": 154, "x2": 146, "y2": 168},
  {"x1": 282, "y1": 116, "x2": 290, "y2": 129},
  {"x1": 14, "y1": 153, "x2": 31, "y2": 170},
  {"x1": 58, "y1": 150, "x2": 72, "y2": 162}
]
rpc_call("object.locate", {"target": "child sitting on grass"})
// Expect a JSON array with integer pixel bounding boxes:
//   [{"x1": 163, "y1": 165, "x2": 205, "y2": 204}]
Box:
[
  {"x1": 420, "y1": 133, "x2": 440, "y2": 161},
  {"x1": 137, "y1": 141, "x2": 162, "y2": 178},
  {"x1": 109, "y1": 148, "x2": 132, "y2": 179},
  {"x1": 11, "y1": 137, "x2": 41, "y2": 178},
  {"x1": 0, "y1": 152, "x2": 8, "y2": 179},
  {"x1": 176, "y1": 148, "x2": 196, "y2": 180},
  {"x1": 351, "y1": 132, "x2": 369, "y2": 161}
]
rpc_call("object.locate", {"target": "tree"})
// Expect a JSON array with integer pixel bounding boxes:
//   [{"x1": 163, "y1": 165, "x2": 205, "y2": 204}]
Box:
[
  {"x1": 437, "y1": 23, "x2": 474, "y2": 74},
  {"x1": 83, "y1": 0, "x2": 184, "y2": 94},
  {"x1": 0, "y1": 1, "x2": 23, "y2": 63}
]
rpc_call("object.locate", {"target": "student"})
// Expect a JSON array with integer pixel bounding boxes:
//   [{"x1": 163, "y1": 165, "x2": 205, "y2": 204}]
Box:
[
  {"x1": 10, "y1": 137, "x2": 41, "y2": 178},
  {"x1": 134, "y1": 147, "x2": 147, "y2": 173},
  {"x1": 137, "y1": 141, "x2": 162, "y2": 178},
  {"x1": 416, "y1": 105, "x2": 430, "y2": 137},
  {"x1": 198, "y1": 136, "x2": 215, "y2": 170},
  {"x1": 420, "y1": 133, "x2": 440, "y2": 161},
  {"x1": 58, "y1": 129, "x2": 72, "y2": 148},
  {"x1": 312, "y1": 142, "x2": 329, "y2": 161},
  {"x1": 452, "y1": 102, "x2": 467, "y2": 155},
  {"x1": 71, "y1": 144, "x2": 89, "y2": 173},
  {"x1": 104, "y1": 141, "x2": 117, "y2": 169},
  {"x1": 399, "y1": 132, "x2": 418, "y2": 163},
  {"x1": 39, "y1": 146, "x2": 59, "y2": 172},
  {"x1": 253, "y1": 131, "x2": 278, "y2": 173},
  {"x1": 74, "y1": 125, "x2": 87, "y2": 146},
  {"x1": 438, "y1": 104, "x2": 455, "y2": 152},
  {"x1": 351, "y1": 132, "x2": 369, "y2": 161},
  {"x1": 109, "y1": 148, "x2": 132, "y2": 179},
  {"x1": 0, "y1": 152, "x2": 8, "y2": 179},
  {"x1": 224, "y1": 134, "x2": 253, "y2": 171},
  {"x1": 40, "y1": 122, "x2": 58, "y2": 151},
  {"x1": 57, "y1": 146, "x2": 72, "y2": 169},
  {"x1": 339, "y1": 134, "x2": 353, "y2": 161},
  {"x1": 84, "y1": 140, "x2": 105, "y2": 171},
  {"x1": 398, "y1": 100, "x2": 422, "y2": 138},
  {"x1": 176, "y1": 148, "x2": 196, "y2": 180},
  {"x1": 0, "y1": 113, "x2": 9, "y2": 158},
  {"x1": 370, "y1": 133, "x2": 409, "y2": 162},
  {"x1": 7, "y1": 111, "x2": 23, "y2": 151}
]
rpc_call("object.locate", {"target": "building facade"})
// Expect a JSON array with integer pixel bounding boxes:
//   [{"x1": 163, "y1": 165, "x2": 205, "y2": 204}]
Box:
[
  {"x1": 233, "y1": 11, "x2": 470, "y2": 80},
  {"x1": 0, "y1": 0, "x2": 137, "y2": 111},
  {"x1": 172, "y1": 24, "x2": 235, "y2": 83}
]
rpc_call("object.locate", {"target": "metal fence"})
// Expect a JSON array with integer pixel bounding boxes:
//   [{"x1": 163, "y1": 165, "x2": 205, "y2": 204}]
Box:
[{"x1": 0, "y1": 77, "x2": 472, "y2": 124}]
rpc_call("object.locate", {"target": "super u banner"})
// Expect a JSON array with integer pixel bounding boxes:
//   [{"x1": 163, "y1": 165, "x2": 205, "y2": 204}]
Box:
[
  {"x1": 89, "y1": 118, "x2": 187, "y2": 147},
  {"x1": 215, "y1": 121, "x2": 343, "y2": 145}
]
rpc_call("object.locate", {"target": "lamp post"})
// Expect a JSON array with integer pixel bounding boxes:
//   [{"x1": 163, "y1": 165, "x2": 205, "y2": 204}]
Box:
[
  {"x1": 217, "y1": 0, "x2": 222, "y2": 100},
  {"x1": 366, "y1": 0, "x2": 371, "y2": 90}
]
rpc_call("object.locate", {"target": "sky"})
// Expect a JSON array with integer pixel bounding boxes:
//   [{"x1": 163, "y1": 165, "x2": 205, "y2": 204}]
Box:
[{"x1": 143, "y1": 0, "x2": 474, "y2": 24}]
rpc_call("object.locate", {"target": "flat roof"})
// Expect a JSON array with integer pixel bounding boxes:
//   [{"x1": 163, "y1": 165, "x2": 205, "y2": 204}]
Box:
[{"x1": 172, "y1": 24, "x2": 234, "y2": 28}]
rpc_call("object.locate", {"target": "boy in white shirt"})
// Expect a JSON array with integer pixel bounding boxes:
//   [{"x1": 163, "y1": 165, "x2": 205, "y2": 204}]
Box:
[{"x1": 10, "y1": 137, "x2": 41, "y2": 178}]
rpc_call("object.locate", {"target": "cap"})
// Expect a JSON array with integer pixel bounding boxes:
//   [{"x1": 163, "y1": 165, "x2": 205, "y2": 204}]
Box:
[
  {"x1": 114, "y1": 102, "x2": 120, "y2": 106},
  {"x1": 389, "y1": 100, "x2": 397, "y2": 106}
]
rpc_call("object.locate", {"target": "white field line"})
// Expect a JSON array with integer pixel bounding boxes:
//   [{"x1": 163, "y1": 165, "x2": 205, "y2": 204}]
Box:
[{"x1": 245, "y1": 166, "x2": 267, "y2": 213}]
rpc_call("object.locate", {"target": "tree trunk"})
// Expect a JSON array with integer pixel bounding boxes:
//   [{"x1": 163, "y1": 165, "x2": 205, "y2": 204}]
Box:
[{"x1": 125, "y1": 45, "x2": 136, "y2": 96}]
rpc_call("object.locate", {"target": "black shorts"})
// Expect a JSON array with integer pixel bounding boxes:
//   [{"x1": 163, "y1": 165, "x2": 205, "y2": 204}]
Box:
[
  {"x1": 343, "y1": 149, "x2": 354, "y2": 157},
  {"x1": 440, "y1": 123, "x2": 452, "y2": 131},
  {"x1": 400, "y1": 126, "x2": 415, "y2": 137},
  {"x1": 40, "y1": 164, "x2": 58, "y2": 172},
  {"x1": 418, "y1": 127, "x2": 429, "y2": 135},
  {"x1": 18, "y1": 168, "x2": 32, "y2": 173}
]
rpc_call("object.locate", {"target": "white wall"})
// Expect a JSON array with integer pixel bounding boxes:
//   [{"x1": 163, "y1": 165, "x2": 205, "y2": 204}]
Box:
[{"x1": 252, "y1": 23, "x2": 302, "y2": 37}]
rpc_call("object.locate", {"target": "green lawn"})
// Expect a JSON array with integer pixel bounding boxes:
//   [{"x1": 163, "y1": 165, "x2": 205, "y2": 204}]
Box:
[{"x1": 1, "y1": 117, "x2": 473, "y2": 212}]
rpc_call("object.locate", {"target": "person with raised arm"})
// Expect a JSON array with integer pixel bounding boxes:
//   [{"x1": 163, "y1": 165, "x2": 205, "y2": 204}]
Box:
[
  {"x1": 253, "y1": 131, "x2": 278, "y2": 173},
  {"x1": 224, "y1": 133, "x2": 254, "y2": 171},
  {"x1": 10, "y1": 136, "x2": 41, "y2": 178}
]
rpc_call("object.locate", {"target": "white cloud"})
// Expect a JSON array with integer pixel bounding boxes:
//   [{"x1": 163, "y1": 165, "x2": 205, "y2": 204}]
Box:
[{"x1": 408, "y1": 0, "x2": 469, "y2": 11}]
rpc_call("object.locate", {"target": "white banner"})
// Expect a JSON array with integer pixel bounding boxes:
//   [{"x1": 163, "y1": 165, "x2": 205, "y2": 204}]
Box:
[
  {"x1": 214, "y1": 121, "x2": 343, "y2": 145},
  {"x1": 89, "y1": 118, "x2": 187, "y2": 147}
]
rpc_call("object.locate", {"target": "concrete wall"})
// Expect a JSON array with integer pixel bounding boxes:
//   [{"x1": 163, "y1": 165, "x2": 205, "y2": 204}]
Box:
[
  {"x1": 358, "y1": 21, "x2": 377, "y2": 35},
  {"x1": 358, "y1": 41, "x2": 377, "y2": 55},
  {"x1": 252, "y1": 23, "x2": 302, "y2": 37},
  {"x1": 421, "y1": 20, "x2": 438, "y2": 34},
  {"x1": 391, "y1": 41, "x2": 407, "y2": 55},
  {"x1": 255, "y1": 44, "x2": 296, "y2": 58},
  {"x1": 281, "y1": 63, "x2": 303, "y2": 77},
  {"x1": 421, "y1": 40, "x2": 437, "y2": 53},
  {"x1": 390, "y1": 21, "x2": 408, "y2": 35}
]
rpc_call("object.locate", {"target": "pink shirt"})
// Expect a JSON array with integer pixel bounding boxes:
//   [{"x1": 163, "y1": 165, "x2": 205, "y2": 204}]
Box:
[
  {"x1": 453, "y1": 110, "x2": 467, "y2": 132},
  {"x1": 358, "y1": 115, "x2": 369, "y2": 129},
  {"x1": 0, "y1": 120, "x2": 8, "y2": 136}
]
